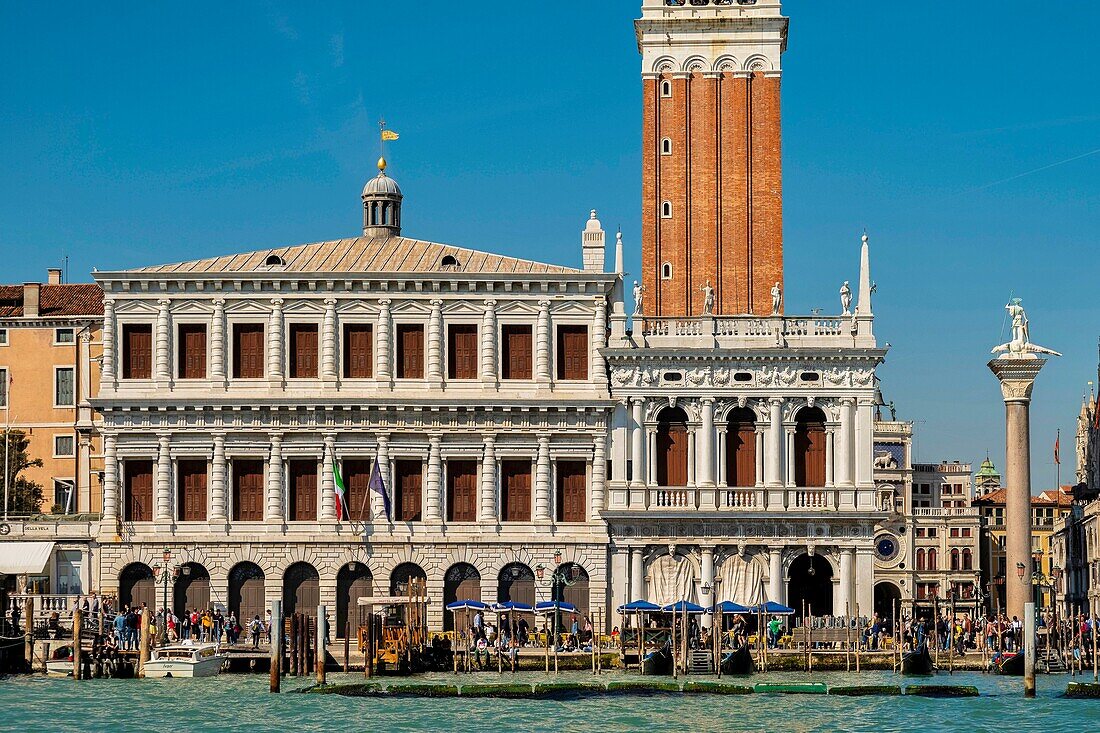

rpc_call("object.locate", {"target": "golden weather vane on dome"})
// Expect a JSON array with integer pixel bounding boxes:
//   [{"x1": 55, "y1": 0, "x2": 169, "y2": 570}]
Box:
[{"x1": 377, "y1": 118, "x2": 400, "y2": 173}]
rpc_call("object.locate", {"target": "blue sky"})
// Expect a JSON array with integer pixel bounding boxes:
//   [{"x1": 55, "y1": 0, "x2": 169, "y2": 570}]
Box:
[{"x1": 2, "y1": 1, "x2": 1098, "y2": 486}]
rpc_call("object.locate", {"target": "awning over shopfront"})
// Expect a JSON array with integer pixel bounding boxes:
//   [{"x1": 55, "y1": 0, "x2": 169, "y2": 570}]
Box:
[{"x1": 0, "y1": 542, "x2": 55, "y2": 575}]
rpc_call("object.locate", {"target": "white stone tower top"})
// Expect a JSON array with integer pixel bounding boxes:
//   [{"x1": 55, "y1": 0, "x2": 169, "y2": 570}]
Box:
[{"x1": 582, "y1": 210, "x2": 606, "y2": 273}]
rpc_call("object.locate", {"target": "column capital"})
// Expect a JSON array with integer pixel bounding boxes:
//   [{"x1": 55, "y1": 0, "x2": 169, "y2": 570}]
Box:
[
  {"x1": 211, "y1": 297, "x2": 226, "y2": 308},
  {"x1": 769, "y1": 397, "x2": 784, "y2": 407},
  {"x1": 482, "y1": 433, "x2": 497, "y2": 446},
  {"x1": 269, "y1": 432, "x2": 284, "y2": 443},
  {"x1": 988, "y1": 357, "x2": 1047, "y2": 403},
  {"x1": 270, "y1": 297, "x2": 284, "y2": 307},
  {"x1": 701, "y1": 397, "x2": 716, "y2": 406},
  {"x1": 483, "y1": 298, "x2": 497, "y2": 308},
  {"x1": 378, "y1": 297, "x2": 392, "y2": 307}
]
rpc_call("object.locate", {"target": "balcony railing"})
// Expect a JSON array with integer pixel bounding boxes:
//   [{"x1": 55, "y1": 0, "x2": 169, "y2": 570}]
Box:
[
  {"x1": 610, "y1": 485, "x2": 881, "y2": 513},
  {"x1": 912, "y1": 507, "x2": 980, "y2": 518},
  {"x1": 635, "y1": 313, "x2": 875, "y2": 350}
]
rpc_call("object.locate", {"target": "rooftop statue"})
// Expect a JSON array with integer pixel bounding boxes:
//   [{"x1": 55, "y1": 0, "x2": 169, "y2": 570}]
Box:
[{"x1": 991, "y1": 298, "x2": 1062, "y2": 358}]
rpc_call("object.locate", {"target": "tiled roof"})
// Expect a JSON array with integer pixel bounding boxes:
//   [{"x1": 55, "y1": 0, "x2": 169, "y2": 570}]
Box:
[
  {"x1": 121, "y1": 236, "x2": 581, "y2": 276},
  {"x1": 0, "y1": 284, "x2": 104, "y2": 318},
  {"x1": 973, "y1": 487, "x2": 1074, "y2": 507}
]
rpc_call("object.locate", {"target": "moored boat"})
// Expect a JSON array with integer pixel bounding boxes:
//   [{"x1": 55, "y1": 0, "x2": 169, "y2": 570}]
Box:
[
  {"x1": 901, "y1": 642, "x2": 935, "y2": 676},
  {"x1": 144, "y1": 643, "x2": 227, "y2": 678},
  {"x1": 641, "y1": 643, "x2": 672, "y2": 676},
  {"x1": 719, "y1": 645, "x2": 756, "y2": 676},
  {"x1": 991, "y1": 649, "x2": 1025, "y2": 676},
  {"x1": 45, "y1": 646, "x2": 74, "y2": 677}
]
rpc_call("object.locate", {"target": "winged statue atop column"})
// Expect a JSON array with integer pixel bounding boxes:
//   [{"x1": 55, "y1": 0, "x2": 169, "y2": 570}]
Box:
[{"x1": 991, "y1": 298, "x2": 1061, "y2": 358}]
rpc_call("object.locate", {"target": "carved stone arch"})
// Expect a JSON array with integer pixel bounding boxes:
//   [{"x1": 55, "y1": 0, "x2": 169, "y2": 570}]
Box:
[
  {"x1": 682, "y1": 55, "x2": 708, "y2": 73},
  {"x1": 781, "y1": 546, "x2": 837, "y2": 577},
  {"x1": 222, "y1": 546, "x2": 278, "y2": 577},
  {"x1": 652, "y1": 56, "x2": 676, "y2": 74},
  {"x1": 331, "y1": 547, "x2": 381, "y2": 582},
  {"x1": 743, "y1": 54, "x2": 772, "y2": 73},
  {"x1": 489, "y1": 547, "x2": 538, "y2": 578},
  {"x1": 712, "y1": 54, "x2": 739, "y2": 73},
  {"x1": 279, "y1": 546, "x2": 329, "y2": 581},
  {"x1": 440, "y1": 547, "x2": 493, "y2": 579},
  {"x1": 752, "y1": 401, "x2": 771, "y2": 423},
  {"x1": 387, "y1": 545, "x2": 433, "y2": 575},
  {"x1": 105, "y1": 546, "x2": 159, "y2": 583},
  {"x1": 783, "y1": 399, "x2": 813, "y2": 423}
]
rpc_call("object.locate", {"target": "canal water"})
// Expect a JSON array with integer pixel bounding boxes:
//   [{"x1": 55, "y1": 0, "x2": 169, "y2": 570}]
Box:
[{"x1": 0, "y1": 670, "x2": 1092, "y2": 732}]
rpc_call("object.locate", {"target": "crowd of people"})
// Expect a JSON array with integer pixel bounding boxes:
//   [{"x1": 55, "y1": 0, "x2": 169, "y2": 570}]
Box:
[{"x1": 459, "y1": 610, "x2": 601, "y2": 668}]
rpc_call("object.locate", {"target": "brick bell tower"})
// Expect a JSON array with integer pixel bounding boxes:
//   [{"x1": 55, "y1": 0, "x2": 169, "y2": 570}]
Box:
[{"x1": 637, "y1": 0, "x2": 788, "y2": 317}]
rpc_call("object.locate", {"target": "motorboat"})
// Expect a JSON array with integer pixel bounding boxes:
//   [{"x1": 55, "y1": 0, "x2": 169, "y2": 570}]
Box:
[
  {"x1": 45, "y1": 646, "x2": 74, "y2": 678},
  {"x1": 144, "y1": 642, "x2": 227, "y2": 678}
]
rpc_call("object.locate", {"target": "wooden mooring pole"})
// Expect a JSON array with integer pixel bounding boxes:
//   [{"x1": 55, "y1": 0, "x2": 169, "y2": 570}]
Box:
[
  {"x1": 269, "y1": 600, "x2": 282, "y2": 693},
  {"x1": 137, "y1": 608, "x2": 151, "y2": 678},
  {"x1": 854, "y1": 603, "x2": 861, "y2": 674},
  {"x1": 316, "y1": 606, "x2": 327, "y2": 685},
  {"x1": 23, "y1": 597, "x2": 34, "y2": 673},
  {"x1": 845, "y1": 603, "x2": 851, "y2": 672},
  {"x1": 344, "y1": 621, "x2": 350, "y2": 673},
  {"x1": 72, "y1": 609, "x2": 83, "y2": 681}
]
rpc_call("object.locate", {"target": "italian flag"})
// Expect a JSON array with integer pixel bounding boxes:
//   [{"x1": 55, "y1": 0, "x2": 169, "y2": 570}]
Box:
[{"x1": 332, "y1": 462, "x2": 347, "y2": 521}]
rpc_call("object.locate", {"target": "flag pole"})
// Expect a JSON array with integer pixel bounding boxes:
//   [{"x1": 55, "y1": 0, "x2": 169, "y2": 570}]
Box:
[{"x1": 3, "y1": 376, "x2": 11, "y2": 520}]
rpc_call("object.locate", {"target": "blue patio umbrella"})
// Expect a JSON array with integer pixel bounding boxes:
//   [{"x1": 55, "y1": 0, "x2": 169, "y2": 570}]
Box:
[
  {"x1": 661, "y1": 601, "x2": 706, "y2": 614},
  {"x1": 534, "y1": 601, "x2": 578, "y2": 614},
  {"x1": 493, "y1": 601, "x2": 534, "y2": 612},
  {"x1": 751, "y1": 601, "x2": 795, "y2": 615},
  {"x1": 445, "y1": 600, "x2": 489, "y2": 611},
  {"x1": 617, "y1": 600, "x2": 662, "y2": 613},
  {"x1": 711, "y1": 600, "x2": 753, "y2": 615}
]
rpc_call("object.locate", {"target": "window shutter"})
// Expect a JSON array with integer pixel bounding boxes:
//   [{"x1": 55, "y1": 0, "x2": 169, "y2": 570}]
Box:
[
  {"x1": 343, "y1": 324, "x2": 373, "y2": 379},
  {"x1": 555, "y1": 461, "x2": 587, "y2": 523},
  {"x1": 233, "y1": 460, "x2": 264, "y2": 521},
  {"x1": 397, "y1": 325, "x2": 424, "y2": 379},
  {"x1": 123, "y1": 325, "x2": 152, "y2": 379},
  {"x1": 557, "y1": 325, "x2": 588, "y2": 380},
  {"x1": 289, "y1": 460, "x2": 317, "y2": 521},
  {"x1": 396, "y1": 460, "x2": 422, "y2": 522},
  {"x1": 448, "y1": 325, "x2": 478, "y2": 380},
  {"x1": 446, "y1": 460, "x2": 477, "y2": 522},
  {"x1": 289, "y1": 324, "x2": 318, "y2": 378},
  {"x1": 343, "y1": 459, "x2": 373, "y2": 521},
  {"x1": 502, "y1": 325, "x2": 532, "y2": 380},
  {"x1": 234, "y1": 324, "x2": 264, "y2": 379},
  {"x1": 178, "y1": 325, "x2": 207, "y2": 379},
  {"x1": 177, "y1": 460, "x2": 207, "y2": 521},
  {"x1": 124, "y1": 460, "x2": 154, "y2": 522},
  {"x1": 501, "y1": 460, "x2": 531, "y2": 522}
]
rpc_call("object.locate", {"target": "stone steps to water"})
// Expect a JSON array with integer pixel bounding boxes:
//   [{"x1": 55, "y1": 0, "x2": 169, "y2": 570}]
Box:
[{"x1": 688, "y1": 649, "x2": 713, "y2": 675}]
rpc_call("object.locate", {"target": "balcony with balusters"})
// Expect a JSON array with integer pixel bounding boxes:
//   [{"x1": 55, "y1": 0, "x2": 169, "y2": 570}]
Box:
[{"x1": 635, "y1": 313, "x2": 875, "y2": 350}]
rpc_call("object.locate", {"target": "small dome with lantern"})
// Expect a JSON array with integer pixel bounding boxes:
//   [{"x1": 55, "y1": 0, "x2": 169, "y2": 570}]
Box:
[{"x1": 361, "y1": 156, "x2": 403, "y2": 237}]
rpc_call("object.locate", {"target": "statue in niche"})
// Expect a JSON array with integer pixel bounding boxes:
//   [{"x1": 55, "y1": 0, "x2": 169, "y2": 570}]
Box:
[
  {"x1": 840, "y1": 281, "x2": 852, "y2": 315},
  {"x1": 770, "y1": 282, "x2": 782, "y2": 315},
  {"x1": 700, "y1": 280, "x2": 714, "y2": 316}
]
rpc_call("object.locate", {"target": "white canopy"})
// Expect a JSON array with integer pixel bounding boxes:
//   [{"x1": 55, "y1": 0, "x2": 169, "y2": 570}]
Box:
[
  {"x1": 357, "y1": 596, "x2": 429, "y2": 607},
  {"x1": 0, "y1": 542, "x2": 55, "y2": 575}
]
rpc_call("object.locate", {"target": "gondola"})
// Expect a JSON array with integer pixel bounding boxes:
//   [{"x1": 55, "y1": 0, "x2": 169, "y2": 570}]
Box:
[
  {"x1": 991, "y1": 648, "x2": 1025, "y2": 676},
  {"x1": 719, "y1": 644, "x2": 756, "y2": 676},
  {"x1": 641, "y1": 642, "x2": 672, "y2": 676},
  {"x1": 901, "y1": 641, "x2": 935, "y2": 675}
]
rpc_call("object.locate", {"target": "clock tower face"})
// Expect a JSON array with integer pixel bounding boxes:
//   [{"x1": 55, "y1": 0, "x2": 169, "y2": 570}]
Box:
[{"x1": 875, "y1": 534, "x2": 899, "y2": 562}]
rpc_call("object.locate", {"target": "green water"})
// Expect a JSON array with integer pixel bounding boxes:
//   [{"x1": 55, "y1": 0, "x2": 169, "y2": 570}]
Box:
[{"x1": 1, "y1": 670, "x2": 1093, "y2": 733}]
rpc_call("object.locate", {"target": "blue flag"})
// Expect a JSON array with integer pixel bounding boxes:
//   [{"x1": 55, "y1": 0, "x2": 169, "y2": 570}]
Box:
[{"x1": 369, "y1": 458, "x2": 391, "y2": 522}]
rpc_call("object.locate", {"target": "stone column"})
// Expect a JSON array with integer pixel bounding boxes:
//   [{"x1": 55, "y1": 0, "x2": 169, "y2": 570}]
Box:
[
  {"x1": 155, "y1": 433, "x2": 172, "y2": 522},
  {"x1": 155, "y1": 299, "x2": 171, "y2": 383},
  {"x1": 536, "y1": 300, "x2": 552, "y2": 384},
  {"x1": 481, "y1": 299, "x2": 497, "y2": 386},
  {"x1": 825, "y1": 429, "x2": 836, "y2": 487},
  {"x1": 591, "y1": 430, "x2": 607, "y2": 520},
  {"x1": 479, "y1": 434, "x2": 497, "y2": 522},
  {"x1": 700, "y1": 547, "x2": 715, "y2": 628},
  {"x1": 266, "y1": 433, "x2": 284, "y2": 523},
  {"x1": 210, "y1": 433, "x2": 227, "y2": 522},
  {"x1": 839, "y1": 548, "x2": 853, "y2": 615},
  {"x1": 427, "y1": 299, "x2": 443, "y2": 385},
  {"x1": 320, "y1": 433, "x2": 336, "y2": 521},
  {"x1": 835, "y1": 399, "x2": 854, "y2": 487},
  {"x1": 101, "y1": 298, "x2": 116, "y2": 390},
  {"x1": 376, "y1": 299, "x2": 392, "y2": 385},
  {"x1": 534, "y1": 434, "x2": 552, "y2": 522},
  {"x1": 648, "y1": 429, "x2": 657, "y2": 486},
  {"x1": 591, "y1": 296, "x2": 607, "y2": 377},
  {"x1": 686, "y1": 431, "x2": 696, "y2": 487},
  {"x1": 785, "y1": 428, "x2": 796, "y2": 486},
  {"x1": 766, "y1": 398, "x2": 783, "y2": 487},
  {"x1": 372, "y1": 435, "x2": 390, "y2": 522},
  {"x1": 425, "y1": 434, "x2": 443, "y2": 523},
  {"x1": 267, "y1": 298, "x2": 284, "y2": 383},
  {"x1": 630, "y1": 399, "x2": 645, "y2": 487},
  {"x1": 210, "y1": 299, "x2": 226, "y2": 386},
  {"x1": 698, "y1": 399, "x2": 715, "y2": 487},
  {"x1": 769, "y1": 548, "x2": 783, "y2": 603},
  {"x1": 989, "y1": 357, "x2": 1049, "y2": 620},
  {"x1": 100, "y1": 433, "x2": 119, "y2": 530},
  {"x1": 611, "y1": 546, "x2": 630, "y2": 627},
  {"x1": 716, "y1": 427, "x2": 728, "y2": 487},
  {"x1": 755, "y1": 428, "x2": 765, "y2": 488},
  {"x1": 855, "y1": 398, "x2": 876, "y2": 489},
  {"x1": 321, "y1": 298, "x2": 338, "y2": 382},
  {"x1": 630, "y1": 548, "x2": 645, "y2": 602}
]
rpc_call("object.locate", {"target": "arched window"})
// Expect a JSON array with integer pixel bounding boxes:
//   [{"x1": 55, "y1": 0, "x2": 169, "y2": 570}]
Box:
[
  {"x1": 962, "y1": 548, "x2": 973, "y2": 571},
  {"x1": 656, "y1": 407, "x2": 689, "y2": 487},
  {"x1": 265, "y1": 254, "x2": 285, "y2": 267},
  {"x1": 725, "y1": 407, "x2": 756, "y2": 488},
  {"x1": 950, "y1": 548, "x2": 960, "y2": 571},
  {"x1": 794, "y1": 407, "x2": 827, "y2": 488},
  {"x1": 661, "y1": 262, "x2": 673, "y2": 280},
  {"x1": 916, "y1": 549, "x2": 926, "y2": 572},
  {"x1": 440, "y1": 255, "x2": 459, "y2": 269},
  {"x1": 661, "y1": 138, "x2": 673, "y2": 155},
  {"x1": 928, "y1": 548, "x2": 938, "y2": 571},
  {"x1": 661, "y1": 201, "x2": 673, "y2": 219},
  {"x1": 661, "y1": 79, "x2": 672, "y2": 98}
]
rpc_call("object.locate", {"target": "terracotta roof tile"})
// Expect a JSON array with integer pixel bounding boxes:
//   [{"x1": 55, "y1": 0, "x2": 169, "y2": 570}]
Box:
[{"x1": 0, "y1": 284, "x2": 103, "y2": 318}]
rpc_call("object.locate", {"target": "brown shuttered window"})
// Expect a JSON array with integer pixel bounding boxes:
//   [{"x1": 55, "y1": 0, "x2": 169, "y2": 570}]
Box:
[
  {"x1": 342, "y1": 324, "x2": 373, "y2": 379},
  {"x1": 342, "y1": 459, "x2": 373, "y2": 522},
  {"x1": 232, "y1": 459, "x2": 265, "y2": 521},
  {"x1": 395, "y1": 460, "x2": 422, "y2": 522},
  {"x1": 178, "y1": 324, "x2": 207, "y2": 379},
  {"x1": 233, "y1": 324, "x2": 264, "y2": 379},
  {"x1": 396, "y1": 324, "x2": 424, "y2": 379},
  {"x1": 556, "y1": 325, "x2": 588, "y2": 381},
  {"x1": 288, "y1": 459, "x2": 317, "y2": 521},
  {"x1": 447, "y1": 324, "x2": 478, "y2": 380},
  {"x1": 501, "y1": 324, "x2": 532, "y2": 380},
  {"x1": 124, "y1": 460, "x2": 154, "y2": 521},
  {"x1": 122, "y1": 324, "x2": 152, "y2": 380},
  {"x1": 289, "y1": 323, "x2": 319, "y2": 379},
  {"x1": 555, "y1": 460, "x2": 587, "y2": 523},
  {"x1": 500, "y1": 460, "x2": 531, "y2": 523},
  {"x1": 177, "y1": 459, "x2": 208, "y2": 521},
  {"x1": 446, "y1": 460, "x2": 478, "y2": 523}
]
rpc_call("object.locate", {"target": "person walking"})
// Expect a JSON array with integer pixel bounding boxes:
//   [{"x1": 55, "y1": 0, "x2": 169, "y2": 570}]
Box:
[
  {"x1": 250, "y1": 615, "x2": 264, "y2": 650},
  {"x1": 113, "y1": 608, "x2": 127, "y2": 650}
]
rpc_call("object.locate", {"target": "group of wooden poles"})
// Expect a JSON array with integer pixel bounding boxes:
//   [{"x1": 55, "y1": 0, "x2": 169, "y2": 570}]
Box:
[{"x1": 451, "y1": 605, "x2": 607, "y2": 675}]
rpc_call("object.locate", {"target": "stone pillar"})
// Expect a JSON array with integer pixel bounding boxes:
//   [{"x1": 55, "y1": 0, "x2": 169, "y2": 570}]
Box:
[
  {"x1": 700, "y1": 548, "x2": 715, "y2": 627},
  {"x1": 630, "y1": 548, "x2": 645, "y2": 602},
  {"x1": 155, "y1": 298, "x2": 171, "y2": 383},
  {"x1": 320, "y1": 434, "x2": 336, "y2": 521},
  {"x1": 481, "y1": 299, "x2": 497, "y2": 386},
  {"x1": 611, "y1": 546, "x2": 630, "y2": 627},
  {"x1": 536, "y1": 300, "x2": 552, "y2": 384},
  {"x1": 785, "y1": 428, "x2": 796, "y2": 486},
  {"x1": 101, "y1": 298, "x2": 116, "y2": 390},
  {"x1": 591, "y1": 296, "x2": 607, "y2": 378},
  {"x1": 376, "y1": 299, "x2": 392, "y2": 385},
  {"x1": 839, "y1": 548, "x2": 853, "y2": 615},
  {"x1": 210, "y1": 433, "x2": 227, "y2": 522},
  {"x1": 266, "y1": 433, "x2": 284, "y2": 523},
  {"x1": 630, "y1": 399, "x2": 645, "y2": 487},
  {"x1": 825, "y1": 429, "x2": 836, "y2": 487},
  {"x1": 855, "y1": 398, "x2": 875, "y2": 488},
  {"x1": 100, "y1": 433, "x2": 119, "y2": 530},
  {"x1": 534, "y1": 434, "x2": 552, "y2": 522},
  {"x1": 686, "y1": 431, "x2": 696, "y2": 487},
  {"x1": 716, "y1": 427, "x2": 728, "y2": 487},
  {"x1": 372, "y1": 435, "x2": 391, "y2": 522},
  {"x1": 210, "y1": 299, "x2": 226, "y2": 386},
  {"x1": 989, "y1": 357, "x2": 1048, "y2": 620},
  {"x1": 155, "y1": 433, "x2": 172, "y2": 522},
  {"x1": 766, "y1": 398, "x2": 783, "y2": 487},
  {"x1": 648, "y1": 429, "x2": 657, "y2": 486},
  {"x1": 267, "y1": 298, "x2": 284, "y2": 383},
  {"x1": 769, "y1": 548, "x2": 783, "y2": 603},
  {"x1": 754, "y1": 428, "x2": 765, "y2": 487},
  {"x1": 479, "y1": 434, "x2": 497, "y2": 522},
  {"x1": 591, "y1": 430, "x2": 607, "y2": 520},
  {"x1": 427, "y1": 299, "x2": 443, "y2": 385},
  {"x1": 855, "y1": 548, "x2": 874, "y2": 615},
  {"x1": 836, "y1": 399, "x2": 854, "y2": 488},
  {"x1": 425, "y1": 434, "x2": 443, "y2": 523},
  {"x1": 699, "y1": 399, "x2": 715, "y2": 487},
  {"x1": 321, "y1": 298, "x2": 338, "y2": 382}
]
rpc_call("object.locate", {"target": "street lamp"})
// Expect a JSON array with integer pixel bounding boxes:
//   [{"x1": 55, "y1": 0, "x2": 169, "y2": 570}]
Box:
[
  {"x1": 152, "y1": 548, "x2": 187, "y2": 646},
  {"x1": 534, "y1": 550, "x2": 582, "y2": 655},
  {"x1": 1016, "y1": 562, "x2": 1026, "y2": 580}
]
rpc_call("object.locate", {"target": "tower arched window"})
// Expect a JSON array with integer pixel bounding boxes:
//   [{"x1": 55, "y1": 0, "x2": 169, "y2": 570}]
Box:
[
  {"x1": 656, "y1": 407, "x2": 689, "y2": 487},
  {"x1": 928, "y1": 548, "x2": 938, "y2": 571},
  {"x1": 660, "y1": 80, "x2": 672, "y2": 98},
  {"x1": 962, "y1": 548, "x2": 973, "y2": 571},
  {"x1": 661, "y1": 201, "x2": 673, "y2": 219},
  {"x1": 661, "y1": 262, "x2": 673, "y2": 280},
  {"x1": 661, "y1": 138, "x2": 673, "y2": 155},
  {"x1": 725, "y1": 407, "x2": 757, "y2": 488},
  {"x1": 951, "y1": 548, "x2": 960, "y2": 571},
  {"x1": 793, "y1": 407, "x2": 827, "y2": 488},
  {"x1": 916, "y1": 549, "x2": 926, "y2": 572}
]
